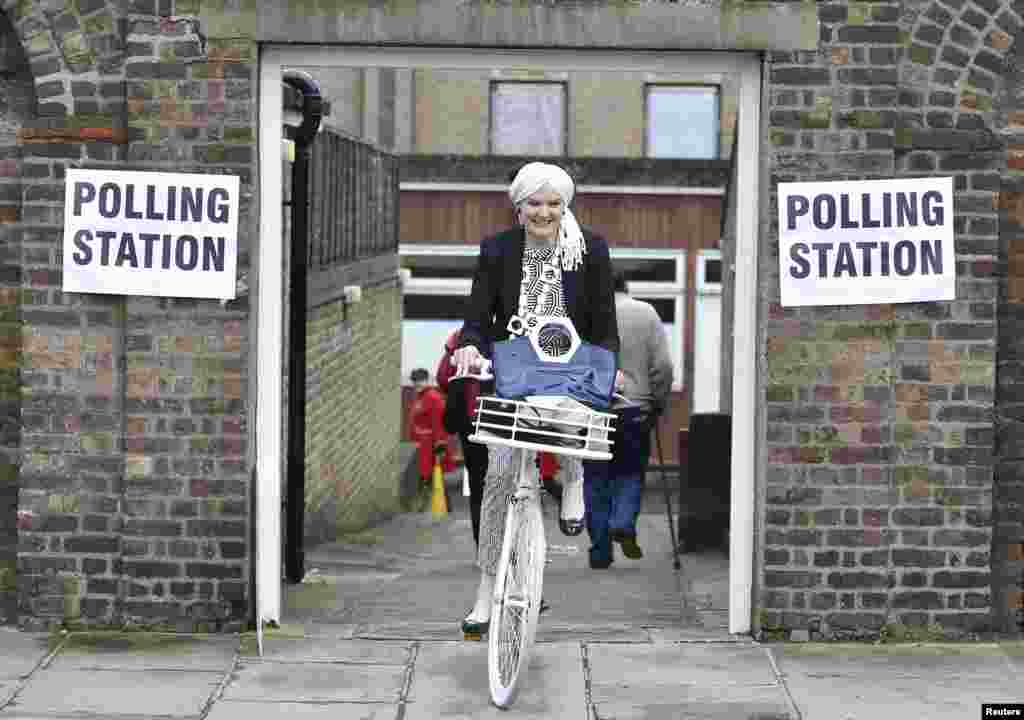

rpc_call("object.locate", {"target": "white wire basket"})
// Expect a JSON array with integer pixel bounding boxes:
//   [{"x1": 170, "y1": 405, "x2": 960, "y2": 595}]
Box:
[{"x1": 467, "y1": 395, "x2": 615, "y2": 460}]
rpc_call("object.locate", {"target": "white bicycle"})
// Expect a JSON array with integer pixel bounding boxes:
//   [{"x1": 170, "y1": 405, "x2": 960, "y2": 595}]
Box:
[{"x1": 455, "y1": 317, "x2": 617, "y2": 707}]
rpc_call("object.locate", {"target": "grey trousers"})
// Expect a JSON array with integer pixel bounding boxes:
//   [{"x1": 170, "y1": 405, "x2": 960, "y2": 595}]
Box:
[{"x1": 477, "y1": 445, "x2": 582, "y2": 575}]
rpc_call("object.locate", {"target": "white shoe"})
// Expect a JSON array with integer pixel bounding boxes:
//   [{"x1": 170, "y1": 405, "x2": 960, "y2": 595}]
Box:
[{"x1": 559, "y1": 477, "x2": 584, "y2": 536}]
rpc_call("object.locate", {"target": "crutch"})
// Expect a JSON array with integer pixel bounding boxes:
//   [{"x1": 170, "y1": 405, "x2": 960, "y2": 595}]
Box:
[{"x1": 653, "y1": 413, "x2": 681, "y2": 570}]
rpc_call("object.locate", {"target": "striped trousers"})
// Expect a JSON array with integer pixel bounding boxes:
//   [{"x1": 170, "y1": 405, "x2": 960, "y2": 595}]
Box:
[{"x1": 477, "y1": 445, "x2": 582, "y2": 575}]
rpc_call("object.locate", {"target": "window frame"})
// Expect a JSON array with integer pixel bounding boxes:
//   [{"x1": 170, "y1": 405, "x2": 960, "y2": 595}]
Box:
[
  {"x1": 697, "y1": 248, "x2": 723, "y2": 296},
  {"x1": 488, "y1": 79, "x2": 569, "y2": 156},
  {"x1": 643, "y1": 83, "x2": 721, "y2": 160}
]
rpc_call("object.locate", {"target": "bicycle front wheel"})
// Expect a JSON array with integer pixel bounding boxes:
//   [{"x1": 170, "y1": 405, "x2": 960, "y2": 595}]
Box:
[{"x1": 488, "y1": 494, "x2": 546, "y2": 708}]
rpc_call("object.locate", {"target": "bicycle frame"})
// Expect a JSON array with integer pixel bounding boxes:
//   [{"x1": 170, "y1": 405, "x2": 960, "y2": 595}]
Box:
[
  {"x1": 488, "y1": 445, "x2": 546, "y2": 707},
  {"x1": 451, "y1": 315, "x2": 617, "y2": 707}
]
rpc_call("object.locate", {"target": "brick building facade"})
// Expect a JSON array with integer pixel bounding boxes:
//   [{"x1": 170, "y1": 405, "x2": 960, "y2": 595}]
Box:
[{"x1": 0, "y1": 0, "x2": 1021, "y2": 639}]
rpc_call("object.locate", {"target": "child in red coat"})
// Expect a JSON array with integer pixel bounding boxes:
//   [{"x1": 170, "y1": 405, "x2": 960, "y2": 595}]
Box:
[{"x1": 409, "y1": 368, "x2": 454, "y2": 508}]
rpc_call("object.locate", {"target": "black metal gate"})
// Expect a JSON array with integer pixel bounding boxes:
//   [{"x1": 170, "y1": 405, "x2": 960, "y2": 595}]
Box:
[
  {"x1": 307, "y1": 129, "x2": 400, "y2": 269},
  {"x1": 280, "y1": 126, "x2": 401, "y2": 583}
]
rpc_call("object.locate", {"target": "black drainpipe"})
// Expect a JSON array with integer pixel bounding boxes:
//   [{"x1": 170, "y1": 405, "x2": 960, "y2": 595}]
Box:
[{"x1": 283, "y1": 71, "x2": 322, "y2": 585}]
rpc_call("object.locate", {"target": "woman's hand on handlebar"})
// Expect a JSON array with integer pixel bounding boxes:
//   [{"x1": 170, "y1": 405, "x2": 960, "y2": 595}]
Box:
[
  {"x1": 452, "y1": 345, "x2": 492, "y2": 380},
  {"x1": 453, "y1": 345, "x2": 481, "y2": 371}
]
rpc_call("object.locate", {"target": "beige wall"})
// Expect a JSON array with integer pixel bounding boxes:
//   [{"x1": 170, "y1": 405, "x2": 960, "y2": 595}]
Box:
[
  {"x1": 411, "y1": 68, "x2": 735, "y2": 159},
  {"x1": 295, "y1": 66, "x2": 415, "y2": 153},
  {"x1": 300, "y1": 66, "x2": 363, "y2": 138},
  {"x1": 414, "y1": 69, "x2": 490, "y2": 154},
  {"x1": 571, "y1": 72, "x2": 643, "y2": 157}
]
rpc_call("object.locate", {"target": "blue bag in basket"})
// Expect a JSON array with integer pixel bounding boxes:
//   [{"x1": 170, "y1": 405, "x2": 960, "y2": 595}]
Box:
[{"x1": 490, "y1": 335, "x2": 617, "y2": 410}]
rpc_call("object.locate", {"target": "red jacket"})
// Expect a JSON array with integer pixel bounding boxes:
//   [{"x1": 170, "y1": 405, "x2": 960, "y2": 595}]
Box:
[
  {"x1": 436, "y1": 329, "x2": 482, "y2": 432},
  {"x1": 409, "y1": 385, "x2": 454, "y2": 479}
]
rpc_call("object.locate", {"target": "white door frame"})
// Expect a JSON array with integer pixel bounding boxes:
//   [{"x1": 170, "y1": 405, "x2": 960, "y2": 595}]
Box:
[{"x1": 257, "y1": 45, "x2": 762, "y2": 635}]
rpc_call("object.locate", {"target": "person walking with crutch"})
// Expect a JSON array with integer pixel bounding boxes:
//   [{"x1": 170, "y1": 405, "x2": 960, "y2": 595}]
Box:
[{"x1": 582, "y1": 271, "x2": 674, "y2": 568}]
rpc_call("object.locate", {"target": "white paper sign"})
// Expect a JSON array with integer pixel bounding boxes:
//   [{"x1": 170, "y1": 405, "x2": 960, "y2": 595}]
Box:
[
  {"x1": 63, "y1": 169, "x2": 240, "y2": 300},
  {"x1": 778, "y1": 177, "x2": 955, "y2": 307}
]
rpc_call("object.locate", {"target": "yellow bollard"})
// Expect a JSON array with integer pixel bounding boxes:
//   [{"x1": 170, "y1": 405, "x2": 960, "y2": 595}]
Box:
[{"x1": 431, "y1": 456, "x2": 448, "y2": 518}]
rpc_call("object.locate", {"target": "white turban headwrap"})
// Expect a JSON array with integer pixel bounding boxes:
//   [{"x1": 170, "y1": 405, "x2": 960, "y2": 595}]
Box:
[{"x1": 509, "y1": 162, "x2": 587, "y2": 272}]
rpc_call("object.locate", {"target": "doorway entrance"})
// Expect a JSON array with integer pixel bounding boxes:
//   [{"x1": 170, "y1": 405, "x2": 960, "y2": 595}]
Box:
[{"x1": 257, "y1": 46, "x2": 762, "y2": 636}]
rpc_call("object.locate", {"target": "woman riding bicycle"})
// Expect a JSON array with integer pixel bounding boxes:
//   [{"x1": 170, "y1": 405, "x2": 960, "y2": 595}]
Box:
[{"x1": 452, "y1": 161, "x2": 620, "y2": 636}]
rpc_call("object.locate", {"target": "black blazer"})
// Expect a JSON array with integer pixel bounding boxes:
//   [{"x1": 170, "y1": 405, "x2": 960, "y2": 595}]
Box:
[{"x1": 459, "y1": 226, "x2": 620, "y2": 358}]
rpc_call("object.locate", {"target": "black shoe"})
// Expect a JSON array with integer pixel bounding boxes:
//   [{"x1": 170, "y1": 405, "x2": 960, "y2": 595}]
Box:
[
  {"x1": 462, "y1": 615, "x2": 489, "y2": 639},
  {"x1": 589, "y1": 556, "x2": 613, "y2": 570},
  {"x1": 610, "y1": 530, "x2": 643, "y2": 559},
  {"x1": 619, "y1": 535, "x2": 643, "y2": 560},
  {"x1": 559, "y1": 518, "x2": 584, "y2": 536}
]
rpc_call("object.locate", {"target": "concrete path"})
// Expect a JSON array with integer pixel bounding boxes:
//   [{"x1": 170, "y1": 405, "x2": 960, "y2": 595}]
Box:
[
  {"x1": 1, "y1": 490, "x2": 1021, "y2": 718},
  {"x1": 2, "y1": 626, "x2": 1021, "y2": 719}
]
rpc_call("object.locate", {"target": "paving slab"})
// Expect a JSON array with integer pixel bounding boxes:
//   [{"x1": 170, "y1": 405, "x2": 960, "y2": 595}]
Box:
[
  {"x1": 588, "y1": 643, "x2": 793, "y2": 720},
  {"x1": 223, "y1": 661, "x2": 406, "y2": 703},
  {"x1": 0, "y1": 631, "x2": 48, "y2": 680},
  {"x1": 207, "y1": 701, "x2": 398, "y2": 720},
  {"x1": 588, "y1": 642, "x2": 777, "y2": 689},
  {"x1": 590, "y1": 683, "x2": 794, "y2": 720},
  {"x1": 355, "y1": 621, "x2": 467, "y2": 641},
  {"x1": 646, "y1": 628, "x2": 741, "y2": 644},
  {"x1": 52, "y1": 634, "x2": 238, "y2": 671},
  {"x1": 405, "y1": 640, "x2": 586, "y2": 719},
  {"x1": 535, "y1": 623, "x2": 649, "y2": 643},
  {"x1": 0, "y1": 681, "x2": 17, "y2": 707},
  {"x1": 242, "y1": 637, "x2": 411, "y2": 664},
  {"x1": 771, "y1": 643, "x2": 1023, "y2": 720},
  {"x1": 9, "y1": 667, "x2": 223, "y2": 717}
]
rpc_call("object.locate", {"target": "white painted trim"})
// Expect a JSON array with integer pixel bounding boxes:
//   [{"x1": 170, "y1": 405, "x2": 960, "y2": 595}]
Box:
[
  {"x1": 728, "y1": 55, "x2": 761, "y2": 636},
  {"x1": 256, "y1": 47, "x2": 285, "y2": 632},
  {"x1": 399, "y1": 182, "x2": 725, "y2": 196},
  {"x1": 260, "y1": 46, "x2": 760, "y2": 636},
  {"x1": 697, "y1": 249, "x2": 723, "y2": 296},
  {"x1": 404, "y1": 278, "x2": 473, "y2": 295},
  {"x1": 399, "y1": 243, "x2": 479, "y2": 256},
  {"x1": 280, "y1": 45, "x2": 754, "y2": 74}
]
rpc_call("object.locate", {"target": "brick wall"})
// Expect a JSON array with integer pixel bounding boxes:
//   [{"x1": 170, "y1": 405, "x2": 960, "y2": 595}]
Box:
[
  {"x1": 0, "y1": 7, "x2": 33, "y2": 625},
  {"x1": 995, "y1": 22, "x2": 1024, "y2": 635},
  {"x1": 4, "y1": 0, "x2": 1023, "y2": 636},
  {"x1": 304, "y1": 284, "x2": 403, "y2": 543},
  {"x1": 5, "y1": 0, "x2": 256, "y2": 631},
  {"x1": 762, "y1": 0, "x2": 1016, "y2": 640}
]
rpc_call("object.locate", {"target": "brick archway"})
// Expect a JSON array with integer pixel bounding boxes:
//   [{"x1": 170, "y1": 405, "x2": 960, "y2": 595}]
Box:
[
  {"x1": 0, "y1": 5, "x2": 35, "y2": 625},
  {"x1": 1, "y1": 0, "x2": 126, "y2": 119},
  {"x1": 0, "y1": 0, "x2": 255, "y2": 631},
  {"x1": 0, "y1": 0, "x2": 128, "y2": 629},
  {"x1": 900, "y1": 0, "x2": 1019, "y2": 133},
  {"x1": 764, "y1": 0, "x2": 1024, "y2": 641},
  {"x1": 901, "y1": 0, "x2": 1023, "y2": 636}
]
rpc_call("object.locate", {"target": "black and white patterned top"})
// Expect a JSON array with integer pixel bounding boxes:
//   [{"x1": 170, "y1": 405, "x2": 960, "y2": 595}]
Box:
[{"x1": 515, "y1": 244, "x2": 570, "y2": 355}]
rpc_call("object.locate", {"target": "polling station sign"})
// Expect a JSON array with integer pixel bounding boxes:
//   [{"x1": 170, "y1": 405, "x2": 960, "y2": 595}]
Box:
[
  {"x1": 63, "y1": 169, "x2": 240, "y2": 300},
  {"x1": 778, "y1": 176, "x2": 955, "y2": 307}
]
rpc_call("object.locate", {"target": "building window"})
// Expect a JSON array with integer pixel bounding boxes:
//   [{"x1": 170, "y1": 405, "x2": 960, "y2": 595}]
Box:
[
  {"x1": 490, "y1": 81, "x2": 566, "y2": 156},
  {"x1": 645, "y1": 85, "x2": 719, "y2": 159}
]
